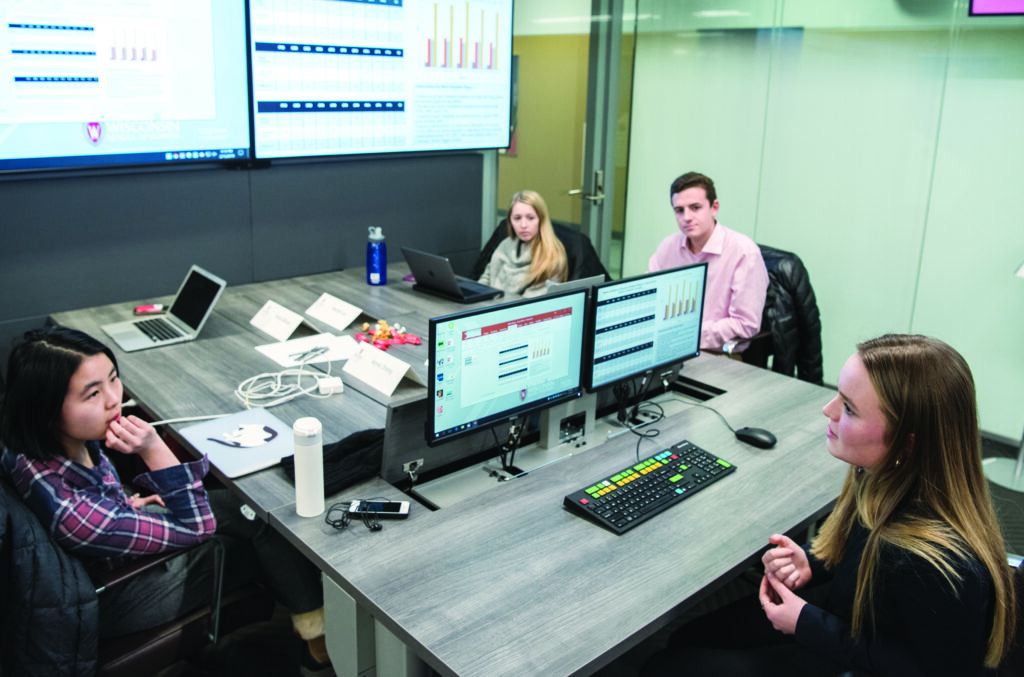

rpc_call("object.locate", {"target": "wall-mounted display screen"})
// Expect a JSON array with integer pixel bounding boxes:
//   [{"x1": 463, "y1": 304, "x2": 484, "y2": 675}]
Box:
[
  {"x1": 969, "y1": 0, "x2": 1024, "y2": 14},
  {"x1": 0, "y1": 0, "x2": 251, "y2": 173},
  {"x1": 249, "y1": 0, "x2": 513, "y2": 159}
]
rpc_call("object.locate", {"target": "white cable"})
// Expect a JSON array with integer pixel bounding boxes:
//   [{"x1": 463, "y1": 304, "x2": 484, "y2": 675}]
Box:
[
  {"x1": 234, "y1": 360, "x2": 335, "y2": 409},
  {"x1": 150, "y1": 414, "x2": 229, "y2": 427}
]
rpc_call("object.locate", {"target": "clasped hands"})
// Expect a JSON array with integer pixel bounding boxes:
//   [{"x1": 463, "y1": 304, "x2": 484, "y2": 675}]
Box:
[{"x1": 760, "y1": 533, "x2": 811, "y2": 635}]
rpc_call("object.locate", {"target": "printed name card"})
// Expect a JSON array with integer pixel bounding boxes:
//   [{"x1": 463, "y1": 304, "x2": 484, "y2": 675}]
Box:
[
  {"x1": 343, "y1": 343, "x2": 425, "y2": 397},
  {"x1": 306, "y1": 293, "x2": 362, "y2": 332},
  {"x1": 250, "y1": 300, "x2": 305, "y2": 342}
]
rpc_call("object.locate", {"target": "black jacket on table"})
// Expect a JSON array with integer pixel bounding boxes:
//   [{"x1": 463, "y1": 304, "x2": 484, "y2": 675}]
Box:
[{"x1": 796, "y1": 522, "x2": 994, "y2": 676}]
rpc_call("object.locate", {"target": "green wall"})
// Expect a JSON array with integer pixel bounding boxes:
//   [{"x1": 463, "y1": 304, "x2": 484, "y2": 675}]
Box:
[{"x1": 623, "y1": 0, "x2": 1024, "y2": 439}]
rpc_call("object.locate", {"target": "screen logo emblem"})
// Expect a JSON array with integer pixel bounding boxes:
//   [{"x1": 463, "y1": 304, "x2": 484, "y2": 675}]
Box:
[{"x1": 85, "y1": 122, "x2": 103, "y2": 145}]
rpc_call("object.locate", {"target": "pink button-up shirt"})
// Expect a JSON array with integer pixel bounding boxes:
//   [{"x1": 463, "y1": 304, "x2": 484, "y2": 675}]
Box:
[{"x1": 648, "y1": 223, "x2": 768, "y2": 351}]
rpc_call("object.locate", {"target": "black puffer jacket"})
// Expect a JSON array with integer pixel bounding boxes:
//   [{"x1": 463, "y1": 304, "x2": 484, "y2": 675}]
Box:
[
  {"x1": 0, "y1": 473, "x2": 98, "y2": 676},
  {"x1": 759, "y1": 245, "x2": 823, "y2": 385}
]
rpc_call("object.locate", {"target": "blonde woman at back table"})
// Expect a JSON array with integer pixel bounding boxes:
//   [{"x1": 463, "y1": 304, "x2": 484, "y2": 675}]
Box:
[{"x1": 479, "y1": 189, "x2": 567, "y2": 297}]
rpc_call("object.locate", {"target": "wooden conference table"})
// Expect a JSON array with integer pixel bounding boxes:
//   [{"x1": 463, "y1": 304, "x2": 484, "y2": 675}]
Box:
[{"x1": 53, "y1": 264, "x2": 846, "y2": 677}]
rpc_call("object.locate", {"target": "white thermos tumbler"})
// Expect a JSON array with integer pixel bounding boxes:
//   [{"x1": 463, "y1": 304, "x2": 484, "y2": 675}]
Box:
[{"x1": 293, "y1": 417, "x2": 325, "y2": 517}]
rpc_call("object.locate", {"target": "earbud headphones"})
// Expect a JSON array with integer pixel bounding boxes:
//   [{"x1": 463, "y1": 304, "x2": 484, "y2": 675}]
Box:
[{"x1": 324, "y1": 501, "x2": 383, "y2": 533}]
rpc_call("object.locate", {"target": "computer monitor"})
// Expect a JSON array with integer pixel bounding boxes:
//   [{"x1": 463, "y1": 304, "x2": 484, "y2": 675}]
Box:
[
  {"x1": 427, "y1": 289, "x2": 588, "y2": 447},
  {"x1": 586, "y1": 263, "x2": 708, "y2": 391}
]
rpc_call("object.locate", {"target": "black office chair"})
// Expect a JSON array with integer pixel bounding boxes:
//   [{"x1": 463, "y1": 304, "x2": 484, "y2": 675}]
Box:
[
  {"x1": 470, "y1": 219, "x2": 611, "y2": 284},
  {"x1": 735, "y1": 244, "x2": 823, "y2": 385},
  {"x1": 0, "y1": 473, "x2": 275, "y2": 677}
]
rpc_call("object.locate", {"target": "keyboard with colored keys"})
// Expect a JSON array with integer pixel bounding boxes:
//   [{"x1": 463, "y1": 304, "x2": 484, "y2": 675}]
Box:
[{"x1": 563, "y1": 440, "x2": 736, "y2": 535}]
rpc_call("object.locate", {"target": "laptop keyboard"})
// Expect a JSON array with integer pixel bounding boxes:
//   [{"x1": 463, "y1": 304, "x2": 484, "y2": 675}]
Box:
[{"x1": 136, "y1": 317, "x2": 183, "y2": 342}]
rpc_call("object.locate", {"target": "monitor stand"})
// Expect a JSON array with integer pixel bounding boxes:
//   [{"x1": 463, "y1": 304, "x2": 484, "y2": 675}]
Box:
[{"x1": 539, "y1": 392, "x2": 596, "y2": 449}]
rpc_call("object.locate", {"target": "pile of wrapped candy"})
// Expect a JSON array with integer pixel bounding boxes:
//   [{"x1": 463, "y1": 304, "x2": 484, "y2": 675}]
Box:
[{"x1": 354, "y1": 319, "x2": 422, "y2": 351}]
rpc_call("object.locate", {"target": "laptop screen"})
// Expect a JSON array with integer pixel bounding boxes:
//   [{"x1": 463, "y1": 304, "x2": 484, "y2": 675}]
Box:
[{"x1": 170, "y1": 269, "x2": 224, "y2": 330}]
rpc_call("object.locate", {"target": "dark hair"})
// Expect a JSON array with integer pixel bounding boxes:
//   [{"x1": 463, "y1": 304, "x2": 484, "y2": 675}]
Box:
[
  {"x1": 0, "y1": 326, "x2": 118, "y2": 462},
  {"x1": 669, "y1": 171, "x2": 717, "y2": 204}
]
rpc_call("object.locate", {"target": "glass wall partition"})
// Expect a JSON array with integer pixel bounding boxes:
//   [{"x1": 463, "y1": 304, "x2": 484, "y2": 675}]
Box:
[{"x1": 622, "y1": 0, "x2": 1024, "y2": 439}]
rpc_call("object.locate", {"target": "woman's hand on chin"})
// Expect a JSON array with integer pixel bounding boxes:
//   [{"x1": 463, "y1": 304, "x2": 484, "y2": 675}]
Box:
[{"x1": 106, "y1": 415, "x2": 179, "y2": 470}]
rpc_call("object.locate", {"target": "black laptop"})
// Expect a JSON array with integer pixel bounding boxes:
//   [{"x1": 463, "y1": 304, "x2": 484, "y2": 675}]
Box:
[{"x1": 402, "y1": 247, "x2": 503, "y2": 304}]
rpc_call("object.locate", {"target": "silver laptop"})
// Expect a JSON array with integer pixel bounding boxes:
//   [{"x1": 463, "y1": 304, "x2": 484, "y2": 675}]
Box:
[
  {"x1": 102, "y1": 265, "x2": 226, "y2": 352},
  {"x1": 402, "y1": 247, "x2": 503, "y2": 304},
  {"x1": 545, "y1": 274, "x2": 606, "y2": 295}
]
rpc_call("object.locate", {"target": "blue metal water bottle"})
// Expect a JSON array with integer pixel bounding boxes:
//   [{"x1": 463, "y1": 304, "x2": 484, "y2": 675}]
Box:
[{"x1": 366, "y1": 226, "x2": 387, "y2": 286}]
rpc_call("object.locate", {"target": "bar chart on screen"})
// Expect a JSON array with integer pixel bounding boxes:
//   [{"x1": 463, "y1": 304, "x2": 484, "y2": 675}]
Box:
[
  {"x1": 249, "y1": 0, "x2": 512, "y2": 160},
  {"x1": 422, "y1": 0, "x2": 505, "y2": 71}
]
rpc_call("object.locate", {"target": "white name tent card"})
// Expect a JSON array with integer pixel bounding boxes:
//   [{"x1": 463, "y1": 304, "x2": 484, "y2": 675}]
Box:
[
  {"x1": 343, "y1": 343, "x2": 426, "y2": 398},
  {"x1": 306, "y1": 293, "x2": 362, "y2": 332},
  {"x1": 250, "y1": 299, "x2": 316, "y2": 342}
]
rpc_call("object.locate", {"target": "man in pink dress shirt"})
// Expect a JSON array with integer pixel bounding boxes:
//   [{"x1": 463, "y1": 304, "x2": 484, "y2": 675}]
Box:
[{"x1": 648, "y1": 172, "x2": 768, "y2": 352}]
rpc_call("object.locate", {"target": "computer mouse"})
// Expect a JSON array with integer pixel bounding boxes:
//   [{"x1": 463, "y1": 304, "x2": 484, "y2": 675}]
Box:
[{"x1": 734, "y1": 426, "x2": 777, "y2": 449}]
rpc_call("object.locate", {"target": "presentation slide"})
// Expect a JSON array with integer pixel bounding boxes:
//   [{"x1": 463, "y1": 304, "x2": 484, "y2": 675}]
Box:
[
  {"x1": 458, "y1": 307, "x2": 570, "y2": 406},
  {"x1": 432, "y1": 294, "x2": 585, "y2": 440},
  {"x1": 249, "y1": 0, "x2": 513, "y2": 159},
  {"x1": 0, "y1": 0, "x2": 250, "y2": 172}
]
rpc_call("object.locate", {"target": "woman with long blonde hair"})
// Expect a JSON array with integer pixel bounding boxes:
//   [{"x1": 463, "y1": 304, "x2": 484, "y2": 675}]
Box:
[
  {"x1": 478, "y1": 190, "x2": 567, "y2": 297},
  {"x1": 643, "y1": 334, "x2": 1016, "y2": 676}
]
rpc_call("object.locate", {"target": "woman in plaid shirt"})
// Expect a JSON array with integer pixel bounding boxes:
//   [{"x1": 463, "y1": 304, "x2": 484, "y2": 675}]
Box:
[{"x1": 0, "y1": 327, "x2": 332, "y2": 675}]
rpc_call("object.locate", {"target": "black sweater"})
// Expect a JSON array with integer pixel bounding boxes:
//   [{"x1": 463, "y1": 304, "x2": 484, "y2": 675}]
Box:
[{"x1": 797, "y1": 523, "x2": 994, "y2": 676}]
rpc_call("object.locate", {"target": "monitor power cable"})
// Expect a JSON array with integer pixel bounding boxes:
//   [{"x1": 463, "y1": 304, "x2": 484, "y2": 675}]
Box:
[
  {"x1": 493, "y1": 420, "x2": 524, "y2": 472},
  {"x1": 628, "y1": 401, "x2": 665, "y2": 463}
]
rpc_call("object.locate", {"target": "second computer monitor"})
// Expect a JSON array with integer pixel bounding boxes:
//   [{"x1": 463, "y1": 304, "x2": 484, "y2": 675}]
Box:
[
  {"x1": 427, "y1": 289, "x2": 589, "y2": 446},
  {"x1": 586, "y1": 263, "x2": 708, "y2": 390}
]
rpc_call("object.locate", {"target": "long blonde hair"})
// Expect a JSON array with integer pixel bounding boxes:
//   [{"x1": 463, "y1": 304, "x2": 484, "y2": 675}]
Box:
[
  {"x1": 811, "y1": 334, "x2": 1015, "y2": 667},
  {"x1": 506, "y1": 190, "x2": 567, "y2": 288}
]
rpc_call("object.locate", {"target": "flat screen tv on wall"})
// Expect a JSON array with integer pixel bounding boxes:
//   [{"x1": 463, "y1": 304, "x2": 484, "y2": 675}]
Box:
[
  {"x1": 248, "y1": 0, "x2": 514, "y2": 160},
  {"x1": 969, "y1": 0, "x2": 1024, "y2": 15},
  {"x1": 0, "y1": 0, "x2": 251, "y2": 174}
]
